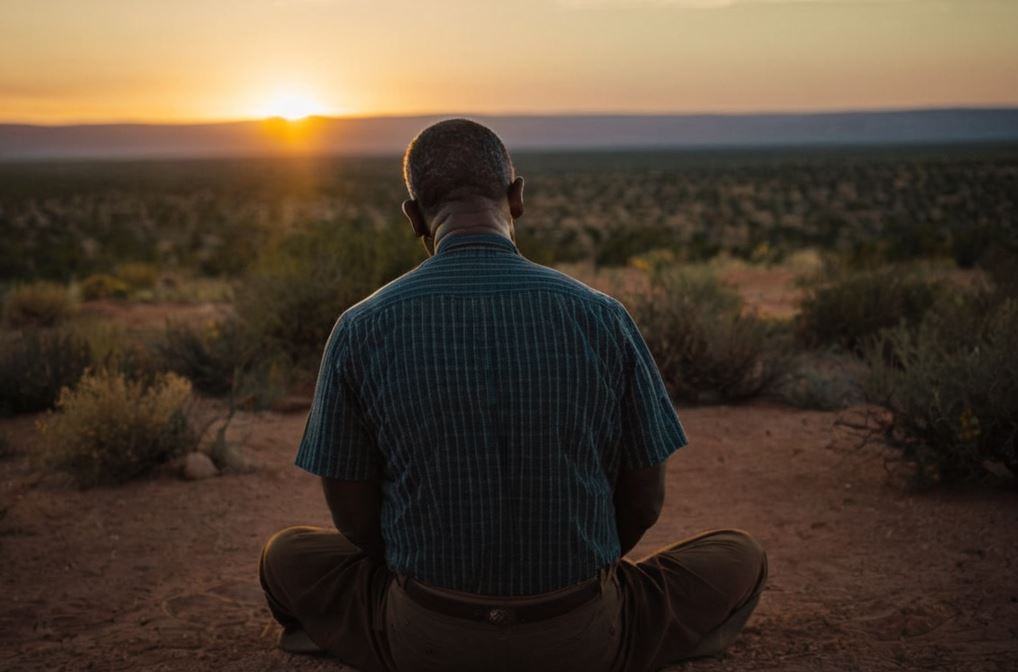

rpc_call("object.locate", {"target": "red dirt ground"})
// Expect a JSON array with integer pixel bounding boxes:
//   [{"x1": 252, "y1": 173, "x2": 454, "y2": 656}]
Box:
[{"x1": 2, "y1": 399, "x2": 1016, "y2": 672}]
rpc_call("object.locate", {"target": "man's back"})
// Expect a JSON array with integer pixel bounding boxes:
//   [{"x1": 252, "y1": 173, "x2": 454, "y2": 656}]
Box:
[
  {"x1": 262, "y1": 119, "x2": 764, "y2": 670},
  {"x1": 296, "y1": 231, "x2": 687, "y2": 595}
]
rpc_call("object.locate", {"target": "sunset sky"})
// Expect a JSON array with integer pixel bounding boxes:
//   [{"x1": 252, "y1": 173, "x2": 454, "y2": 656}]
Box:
[{"x1": 2, "y1": 0, "x2": 1017, "y2": 124}]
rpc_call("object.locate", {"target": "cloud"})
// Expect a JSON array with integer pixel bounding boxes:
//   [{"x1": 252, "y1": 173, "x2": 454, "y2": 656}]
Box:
[{"x1": 558, "y1": 0, "x2": 920, "y2": 8}]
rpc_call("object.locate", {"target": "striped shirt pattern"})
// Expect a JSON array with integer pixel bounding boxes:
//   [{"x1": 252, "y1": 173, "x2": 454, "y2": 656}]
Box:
[{"x1": 296, "y1": 232, "x2": 687, "y2": 595}]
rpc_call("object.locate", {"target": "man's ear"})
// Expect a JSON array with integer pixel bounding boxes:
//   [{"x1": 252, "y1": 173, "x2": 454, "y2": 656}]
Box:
[
  {"x1": 402, "y1": 199, "x2": 429, "y2": 238},
  {"x1": 507, "y1": 176, "x2": 525, "y2": 220}
]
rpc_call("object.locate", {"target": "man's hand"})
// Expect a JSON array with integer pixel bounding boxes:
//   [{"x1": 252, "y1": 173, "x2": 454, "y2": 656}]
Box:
[
  {"x1": 320, "y1": 477, "x2": 386, "y2": 561},
  {"x1": 613, "y1": 461, "x2": 667, "y2": 558}
]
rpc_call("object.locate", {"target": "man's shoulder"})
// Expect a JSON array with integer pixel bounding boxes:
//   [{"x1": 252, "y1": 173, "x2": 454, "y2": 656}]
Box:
[
  {"x1": 336, "y1": 262, "x2": 430, "y2": 326},
  {"x1": 519, "y1": 259, "x2": 626, "y2": 313},
  {"x1": 337, "y1": 255, "x2": 628, "y2": 328}
]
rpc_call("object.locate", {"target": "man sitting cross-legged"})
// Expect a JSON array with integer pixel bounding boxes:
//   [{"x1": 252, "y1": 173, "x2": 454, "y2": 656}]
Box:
[{"x1": 259, "y1": 118, "x2": 767, "y2": 672}]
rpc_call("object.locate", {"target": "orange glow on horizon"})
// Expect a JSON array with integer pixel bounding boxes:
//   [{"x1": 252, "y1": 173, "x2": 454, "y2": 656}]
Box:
[
  {"x1": 256, "y1": 90, "x2": 325, "y2": 122},
  {"x1": 0, "y1": 0, "x2": 1016, "y2": 125}
]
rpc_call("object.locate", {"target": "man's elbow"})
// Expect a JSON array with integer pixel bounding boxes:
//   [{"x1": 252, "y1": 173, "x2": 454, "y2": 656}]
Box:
[
  {"x1": 628, "y1": 498, "x2": 663, "y2": 530},
  {"x1": 615, "y1": 462, "x2": 667, "y2": 529},
  {"x1": 616, "y1": 487, "x2": 664, "y2": 530}
]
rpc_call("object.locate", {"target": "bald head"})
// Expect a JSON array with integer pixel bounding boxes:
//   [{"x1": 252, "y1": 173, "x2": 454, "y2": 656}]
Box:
[{"x1": 402, "y1": 119, "x2": 515, "y2": 217}]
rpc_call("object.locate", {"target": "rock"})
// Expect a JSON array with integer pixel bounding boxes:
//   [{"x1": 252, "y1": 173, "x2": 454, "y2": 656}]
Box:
[{"x1": 181, "y1": 452, "x2": 218, "y2": 481}]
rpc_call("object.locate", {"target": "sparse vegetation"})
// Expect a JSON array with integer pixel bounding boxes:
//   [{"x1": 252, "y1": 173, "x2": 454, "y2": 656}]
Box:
[
  {"x1": 0, "y1": 146, "x2": 1014, "y2": 481},
  {"x1": 796, "y1": 265, "x2": 944, "y2": 353},
  {"x1": 234, "y1": 218, "x2": 422, "y2": 366},
  {"x1": 156, "y1": 319, "x2": 250, "y2": 396},
  {"x1": 776, "y1": 368, "x2": 854, "y2": 411},
  {"x1": 864, "y1": 290, "x2": 1018, "y2": 483},
  {"x1": 80, "y1": 273, "x2": 130, "y2": 301},
  {"x1": 2, "y1": 282, "x2": 75, "y2": 328},
  {"x1": 629, "y1": 267, "x2": 786, "y2": 403},
  {"x1": 113, "y1": 262, "x2": 159, "y2": 290},
  {"x1": 2, "y1": 147, "x2": 1015, "y2": 283},
  {"x1": 37, "y1": 370, "x2": 197, "y2": 487},
  {"x1": 0, "y1": 329, "x2": 93, "y2": 415}
]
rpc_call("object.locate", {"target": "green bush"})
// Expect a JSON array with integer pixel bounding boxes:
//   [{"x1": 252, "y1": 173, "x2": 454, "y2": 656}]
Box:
[
  {"x1": 80, "y1": 273, "x2": 130, "y2": 301},
  {"x1": 234, "y1": 219, "x2": 423, "y2": 367},
  {"x1": 0, "y1": 329, "x2": 93, "y2": 415},
  {"x1": 2, "y1": 282, "x2": 75, "y2": 328},
  {"x1": 37, "y1": 370, "x2": 197, "y2": 487},
  {"x1": 864, "y1": 293, "x2": 1018, "y2": 484},
  {"x1": 629, "y1": 267, "x2": 786, "y2": 403},
  {"x1": 796, "y1": 265, "x2": 943, "y2": 353}
]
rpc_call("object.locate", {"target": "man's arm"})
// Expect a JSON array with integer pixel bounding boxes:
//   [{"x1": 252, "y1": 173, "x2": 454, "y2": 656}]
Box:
[
  {"x1": 321, "y1": 476, "x2": 386, "y2": 561},
  {"x1": 614, "y1": 461, "x2": 667, "y2": 557}
]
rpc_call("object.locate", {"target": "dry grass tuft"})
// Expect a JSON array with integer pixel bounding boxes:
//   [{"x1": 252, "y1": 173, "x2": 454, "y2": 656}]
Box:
[
  {"x1": 2, "y1": 282, "x2": 75, "y2": 328},
  {"x1": 37, "y1": 370, "x2": 197, "y2": 487}
]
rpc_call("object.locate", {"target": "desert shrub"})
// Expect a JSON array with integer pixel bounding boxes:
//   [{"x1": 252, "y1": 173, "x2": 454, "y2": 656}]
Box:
[
  {"x1": 629, "y1": 248, "x2": 681, "y2": 276},
  {"x1": 0, "y1": 329, "x2": 93, "y2": 415},
  {"x1": 103, "y1": 341, "x2": 166, "y2": 387},
  {"x1": 114, "y1": 262, "x2": 159, "y2": 289},
  {"x1": 235, "y1": 219, "x2": 423, "y2": 367},
  {"x1": 864, "y1": 294, "x2": 1018, "y2": 484},
  {"x1": 629, "y1": 267, "x2": 786, "y2": 403},
  {"x1": 592, "y1": 225, "x2": 679, "y2": 268},
  {"x1": 71, "y1": 321, "x2": 134, "y2": 364},
  {"x1": 2, "y1": 282, "x2": 74, "y2": 328},
  {"x1": 80, "y1": 273, "x2": 130, "y2": 301},
  {"x1": 157, "y1": 318, "x2": 289, "y2": 409},
  {"x1": 775, "y1": 352, "x2": 866, "y2": 411},
  {"x1": 981, "y1": 248, "x2": 1018, "y2": 299},
  {"x1": 37, "y1": 370, "x2": 197, "y2": 487},
  {"x1": 233, "y1": 356, "x2": 293, "y2": 410},
  {"x1": 796, "y1": 265, "x2": 943, "y2": 353},
  {"x1": 151, "y1": 276, "x2": 233, "y2": 304},
  {"x1": 156, "y1": 319, "x2": 252, "y2": 396},
  {"x1": 777, "y1": 369, "x2": 852, "y2": 411},
  {"x1": 773, "y1": 364, "x2": 863, "y2": 411}
]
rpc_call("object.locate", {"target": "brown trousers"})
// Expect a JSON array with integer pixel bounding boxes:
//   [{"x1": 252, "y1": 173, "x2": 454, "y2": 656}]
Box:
[{"x1": 259, "y1": 527, "x2": 767, "y2": 672}]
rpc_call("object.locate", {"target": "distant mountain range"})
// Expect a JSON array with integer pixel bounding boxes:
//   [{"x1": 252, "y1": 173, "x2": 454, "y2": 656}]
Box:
[{"x1": 2, "y1": 108, "x2": 1017, "y2": 160}]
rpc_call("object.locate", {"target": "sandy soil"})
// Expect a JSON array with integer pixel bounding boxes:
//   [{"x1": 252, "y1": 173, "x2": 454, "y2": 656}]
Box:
[{"x1": 2, "y1": 398, "x2": 1016, "y2": 672}]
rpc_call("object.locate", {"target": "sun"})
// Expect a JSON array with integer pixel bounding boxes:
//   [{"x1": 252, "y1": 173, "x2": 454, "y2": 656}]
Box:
[{"x1": 258, "y1": 90, "x2": 323, "y2": 121}]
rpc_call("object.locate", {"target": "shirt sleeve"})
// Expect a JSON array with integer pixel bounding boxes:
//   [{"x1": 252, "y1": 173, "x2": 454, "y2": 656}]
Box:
[
  {"x1": 295, "y1": 314, "x2": 382, "y2": 480},
  {"x1": 613, "y1": 301, "x2": 689, "y2": 470}
]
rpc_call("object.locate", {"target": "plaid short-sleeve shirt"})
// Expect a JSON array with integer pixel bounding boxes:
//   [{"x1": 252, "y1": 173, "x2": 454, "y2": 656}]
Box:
[{"x1": 296, "y1": 232, "x2": 687, "y2": 595}]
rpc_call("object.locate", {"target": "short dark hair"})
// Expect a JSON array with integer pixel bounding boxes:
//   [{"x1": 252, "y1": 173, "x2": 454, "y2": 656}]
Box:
[{"x1": 403, "y1": 118, "x2": 514, "y2": 216}]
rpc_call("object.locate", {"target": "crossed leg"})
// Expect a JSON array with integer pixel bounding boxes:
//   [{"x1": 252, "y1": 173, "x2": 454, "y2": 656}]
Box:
[
  {"x1": 259, "y1": 526, "x2": 395, "y2": 671},
  {"x1": 615, "y1": 529, "x2": 768, "y2": 671}
]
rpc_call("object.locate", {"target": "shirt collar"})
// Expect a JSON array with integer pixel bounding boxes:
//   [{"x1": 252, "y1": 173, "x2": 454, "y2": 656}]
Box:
[{"x1": 435, "y1": 231, "x2": 519, "y2": 256}]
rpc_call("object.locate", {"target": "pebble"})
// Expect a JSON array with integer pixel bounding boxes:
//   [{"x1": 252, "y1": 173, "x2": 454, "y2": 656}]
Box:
[{"x1": 181, "y1": 452, "x2": 218, "y2": 481}]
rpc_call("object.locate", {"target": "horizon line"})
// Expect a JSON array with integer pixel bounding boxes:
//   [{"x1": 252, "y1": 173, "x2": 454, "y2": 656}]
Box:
[{"x1": 4, "y1": 104, "x2": 1018, "y2": 128}]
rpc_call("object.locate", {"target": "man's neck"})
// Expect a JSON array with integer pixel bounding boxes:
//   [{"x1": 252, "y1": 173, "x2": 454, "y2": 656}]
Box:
[{"x1": 430, "y1": 201, "x2": 513, "y2": 252}]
